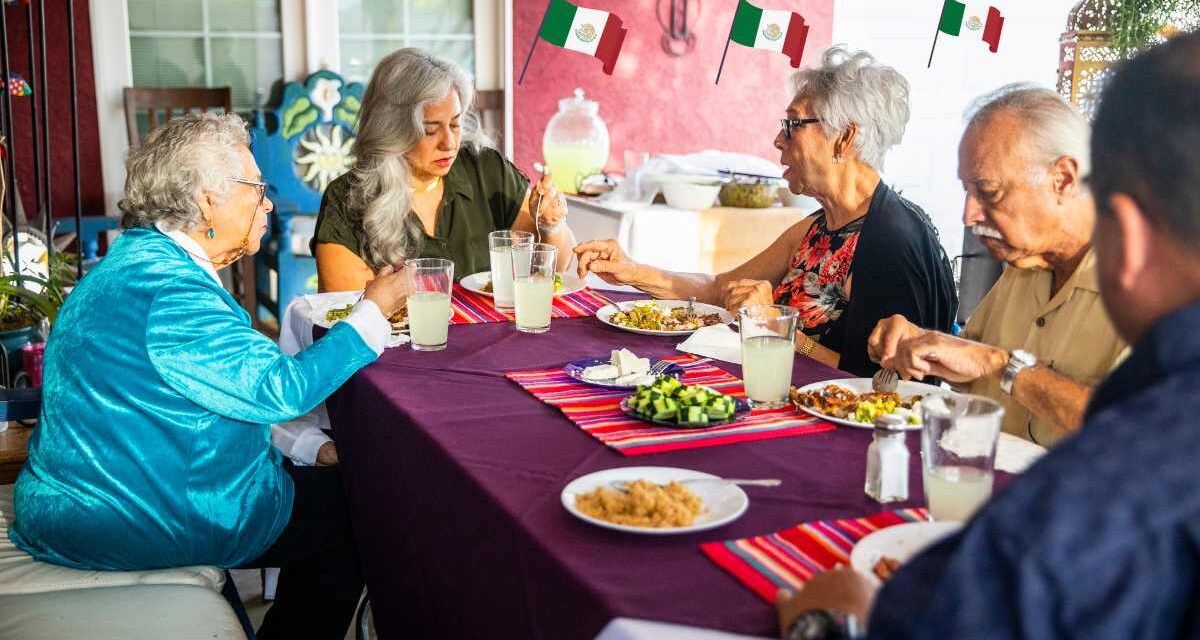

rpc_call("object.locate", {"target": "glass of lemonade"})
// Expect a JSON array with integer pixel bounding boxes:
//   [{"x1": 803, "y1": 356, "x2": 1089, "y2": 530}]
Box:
[
  {"x1": 488, "y1": 230, "x2": 534, "y2": 311},
  {"x1": 404, "y1": 258, "x2": 454, "y2": 351},
  {"x1": 511, "y1": 242, "x2": 558, "y2": 334},
  {"x1": 738, "y1": 305, "x2": 799, "y2": 409},
  {"x1": 921, "y1": 394, "x2": 1005, "y2": 521}
]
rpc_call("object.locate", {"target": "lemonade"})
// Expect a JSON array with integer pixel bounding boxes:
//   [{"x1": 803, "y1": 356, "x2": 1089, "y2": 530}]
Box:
[
  {"x1": 407, "y1": 292, "x2": 451, "y2": 350},
  {"x1": 489, "y1": 249, "x2": 515, "y2": 309},
  {"x1": 543, "y1": 142, "x2": 607, "y2": 194},
  {"x1": 514, "y1": 276, "x2": 554, "y2": 333},
  {"x1": 741, "y1": 335, "x2": 795, "y2": 408},
  {"x1": 923, "y1": 465, "x2": 994, "y2": 521}
]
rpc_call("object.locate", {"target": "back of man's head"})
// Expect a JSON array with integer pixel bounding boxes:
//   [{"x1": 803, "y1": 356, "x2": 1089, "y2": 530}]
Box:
[
  {"x1": 1090, "y1": 31, "x2": 1200, "y2": 344},
  {"x1": 1092, "y1": 31, "x2": 1200, "y2": 246}
]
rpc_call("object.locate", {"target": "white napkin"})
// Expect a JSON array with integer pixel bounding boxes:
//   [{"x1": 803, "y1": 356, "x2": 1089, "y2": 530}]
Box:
[
  {"x1": 676, "y1": 324, "x2": 742, "y2": 365},
  {"x1": 994, "y1": 432, "x2": 1047, "y2": 474}
]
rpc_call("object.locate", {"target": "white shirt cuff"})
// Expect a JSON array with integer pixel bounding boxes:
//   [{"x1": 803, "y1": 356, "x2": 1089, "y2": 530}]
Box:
[{"x1": 343, "y1": 298, "x2": 391, "y2": 356}]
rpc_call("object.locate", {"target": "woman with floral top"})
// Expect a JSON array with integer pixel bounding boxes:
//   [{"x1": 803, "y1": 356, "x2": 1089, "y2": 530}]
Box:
[{"x1": 575, "y1": 46, "x2": 956, "y2": 375}]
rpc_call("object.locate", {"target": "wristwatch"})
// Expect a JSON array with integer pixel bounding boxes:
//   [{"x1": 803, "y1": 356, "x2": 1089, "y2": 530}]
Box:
[
  {"x1": 1000, "y1": 349, "x2": 1037, "y2": 394},
  {"x1": 785, "y1": 609, "x2": 861, "y2": 640}
]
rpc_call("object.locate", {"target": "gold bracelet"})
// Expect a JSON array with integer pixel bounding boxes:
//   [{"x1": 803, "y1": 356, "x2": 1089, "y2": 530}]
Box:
[{"x1": 797, "y1": 334, "x2": 816, "y2": 358}]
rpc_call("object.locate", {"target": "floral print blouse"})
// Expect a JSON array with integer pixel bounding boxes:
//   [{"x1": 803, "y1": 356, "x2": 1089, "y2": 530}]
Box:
[{"x1": 772, "y1": 213, "x2": 864, "y2": 339}]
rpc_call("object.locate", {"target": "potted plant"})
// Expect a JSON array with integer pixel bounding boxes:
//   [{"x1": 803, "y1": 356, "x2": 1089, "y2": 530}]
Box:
[{"x1": 0, "y1": 244, "x2": 76, "y2": 385}]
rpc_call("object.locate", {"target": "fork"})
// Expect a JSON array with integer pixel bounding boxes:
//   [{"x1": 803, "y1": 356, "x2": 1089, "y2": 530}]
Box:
[
  {"x1": 684, "y1": 295, "x2": 698, "y2": 322},
  {"x1": 872, "y1": 367, "x2": 899, "y2": 393},
  {"x1": 531, "y1": 162, "x2": 547, "y2": 243},
  {"x1": 611, "y1": 478, "x2": 782, "y2": 492},
  {"x1": 648, "y1": 360, "x2": 675, "y2": 377}
]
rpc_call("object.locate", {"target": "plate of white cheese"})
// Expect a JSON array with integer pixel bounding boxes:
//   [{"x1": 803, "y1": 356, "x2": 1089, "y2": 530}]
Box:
[{"x1": 563, "y1": 348, "x2": 683, "y2": 390}]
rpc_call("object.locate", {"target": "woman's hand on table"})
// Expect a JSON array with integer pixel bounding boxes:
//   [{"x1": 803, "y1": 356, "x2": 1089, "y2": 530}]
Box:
[
  {"x1": 530, "y1": 172, "x2": 568, "y2": 232},
  {"x1": 574, "y1": 239, "x2": 640, "y2": 285},
  {"x1": 775, "y1": 565, "x2": 878, "y2": 637},
  {"x1": 363, "y1": 264, "x2": 412, "y2": 319},
  {"x1": 722, "y1": 279, "x2": 775, "y2": 315}
]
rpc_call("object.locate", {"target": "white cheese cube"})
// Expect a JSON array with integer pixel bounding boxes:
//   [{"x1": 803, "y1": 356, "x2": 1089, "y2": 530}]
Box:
[
  {"x1": 611, "y1": 348, "x2": 650, "y2": 377},
  {"x1": 582, "y1": 364, "x2": 619, "y2": 380}
]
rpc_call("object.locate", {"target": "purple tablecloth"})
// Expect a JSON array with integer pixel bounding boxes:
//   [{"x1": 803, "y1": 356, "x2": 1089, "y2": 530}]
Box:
[{"x1": 324, "y1": 303, "x2": 934, "y2": 639}]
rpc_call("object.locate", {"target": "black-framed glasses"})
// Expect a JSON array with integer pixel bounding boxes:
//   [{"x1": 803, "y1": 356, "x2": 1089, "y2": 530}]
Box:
[{"x1": 780, "y1": 118, "x2": 821, "y2": 139}]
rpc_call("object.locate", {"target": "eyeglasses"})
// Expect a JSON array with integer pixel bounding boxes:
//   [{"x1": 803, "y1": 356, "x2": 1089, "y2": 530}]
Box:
[
  {"x1": 229, "y1": 177, "x2": 267, "y2": 199},
  {"x1": 780, "y1": 118, "x2": 821, "y2": 140}
]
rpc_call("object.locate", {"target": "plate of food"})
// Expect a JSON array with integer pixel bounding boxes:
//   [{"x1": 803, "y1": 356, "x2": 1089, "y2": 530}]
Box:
[
  {"x1": 564, "y1": 348, "x2": 683, "y2": 389},
  {"x1": 310, "y1": 298, "x2": 410, "y2": 332},
  {"x1": 790, "y1": 378, "x2": 945, "y2": 430},
  {"x1": 595, "y1": 299, "x2": 733, "y2": 336},
  {"x1": 849, "y1": 521, "x2": 962, "y2": 584},
  {"x1": 561, "y1": 466, "x2": 749, "y2": 535},
  {"x1": 619, "y1": 376, "x2": 749, "y2": 428},
  {"x1": 459, "y1": 271, "x2": 585, "y2": 298}
]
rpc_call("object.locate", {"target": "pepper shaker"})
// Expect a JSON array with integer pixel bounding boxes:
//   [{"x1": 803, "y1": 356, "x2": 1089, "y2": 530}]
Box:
[{"x1": 865, "y1": 414, "x2": 910, "y2": 503}]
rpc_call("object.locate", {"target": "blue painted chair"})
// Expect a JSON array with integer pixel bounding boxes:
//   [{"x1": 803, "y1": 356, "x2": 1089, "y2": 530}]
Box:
[{"x1": 250, "y1": 70, "x2": 364, "y2": 323}]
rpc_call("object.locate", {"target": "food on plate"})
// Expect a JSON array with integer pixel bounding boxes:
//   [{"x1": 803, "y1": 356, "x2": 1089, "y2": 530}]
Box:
[
  {"x1": 326, "y1": 302, "x2": 408, "y2": 329},
  {"x1": 627, "y1": 376, "x2": 738, "y2": 427},
  {"x1": 324, "y1": 305, "x2": 353, "y2": 323},
  {"x1": 872, "y1": 555, "x2": 901, "y2": 581},
  {"x1": 790, "y1": 384, "x2": 923, "y2": 425},
  {"x1": 582, "y1": 348, "x2": 653, "y2": 386},
  {"x1": 609, "y1": 301, "x2": 722, "y2": 332},
  {"x1": 574, "y1": 479, "x2": 705, "y2": 528},
  {"x1": 482, "y1": 273, "x2": 564, "y2": 293}
]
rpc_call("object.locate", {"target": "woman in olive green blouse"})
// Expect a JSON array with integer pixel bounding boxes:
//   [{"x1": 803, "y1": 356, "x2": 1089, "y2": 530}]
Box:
[{"x1": 313, "y1": 48, "x2": 576, "y2": 291}]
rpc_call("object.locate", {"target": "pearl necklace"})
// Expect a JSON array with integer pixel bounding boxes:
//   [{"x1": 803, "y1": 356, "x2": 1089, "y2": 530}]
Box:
[{"x1": 410, "y1": 177, "x2": 441, "y2": 193}]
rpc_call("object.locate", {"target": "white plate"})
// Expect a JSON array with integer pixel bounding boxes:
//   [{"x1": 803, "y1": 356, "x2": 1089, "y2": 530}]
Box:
[
  {"x1": 849, "y1": 521, "x2": 961, "y2": 584},
  {"x1": 561, "y1": 466, "x2": 749, "y2": 535},
  {"x1": 595, "y1": 300, "x2": 735, "y2": 337},
  {"x1": 308, "y1": 294, "x2": 410, "y2": 332},
  {"x1": 791, "y1": 378, "x2": 947, "y2": 430},
  {"x1": 460, "y1": 271, "x2": 585, "y2": 298}
]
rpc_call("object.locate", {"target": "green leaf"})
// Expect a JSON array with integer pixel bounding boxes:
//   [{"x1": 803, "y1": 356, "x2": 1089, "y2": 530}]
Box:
[{"x1": 282, "y1": 96, "x2": 317, "y2": 139}]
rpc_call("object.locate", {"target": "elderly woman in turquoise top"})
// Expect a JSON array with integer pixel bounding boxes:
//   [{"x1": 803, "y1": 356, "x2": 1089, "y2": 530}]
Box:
[{"x1": 9, "y1": 113, "x2": 409, "y2": 639}]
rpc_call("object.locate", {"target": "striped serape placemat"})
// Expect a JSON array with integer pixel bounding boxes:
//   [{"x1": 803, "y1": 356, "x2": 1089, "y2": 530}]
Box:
[
  {"x1": 700, "y1": 508, "x2": 930, "y2": 602},
  {"x1": 505, "y1": 354, "x2": 835, "y2": 456},
  {"x1": 450, "y1": 284, "x2": 614, "y2": 325}
]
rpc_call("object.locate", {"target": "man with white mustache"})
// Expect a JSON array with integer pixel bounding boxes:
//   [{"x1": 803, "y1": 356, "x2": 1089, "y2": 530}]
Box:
[{"x1": 867, "y1": 85, "x2": 1127, "y2": 446}]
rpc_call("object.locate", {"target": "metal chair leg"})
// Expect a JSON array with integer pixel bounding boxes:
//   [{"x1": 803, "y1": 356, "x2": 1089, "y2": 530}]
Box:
[{"x1": 355, "y1": 591, "x2": 372, "y2": 640}]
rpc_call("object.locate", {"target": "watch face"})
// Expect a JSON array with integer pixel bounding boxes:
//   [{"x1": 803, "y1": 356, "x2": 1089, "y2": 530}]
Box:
[{"x1": 1012, "y1": 349, "x2": 1037, "y2": 366}]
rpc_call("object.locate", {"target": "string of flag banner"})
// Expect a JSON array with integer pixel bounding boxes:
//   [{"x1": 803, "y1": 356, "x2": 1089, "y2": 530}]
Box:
[{"x1": 519, "y1": 0, "x2": 1006, "y2": 84}]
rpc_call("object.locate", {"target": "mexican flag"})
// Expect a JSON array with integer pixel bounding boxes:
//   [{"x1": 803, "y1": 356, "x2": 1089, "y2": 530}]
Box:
[
  {"x1": 728, "y1": 0, "x2": 810, "y2": 68},
  {"x1": 538, "y1": 0, "x2": 627, "y2": 75},
  {"x1": 937, "y1": 0, "x2": 1004, "y2": 52}
]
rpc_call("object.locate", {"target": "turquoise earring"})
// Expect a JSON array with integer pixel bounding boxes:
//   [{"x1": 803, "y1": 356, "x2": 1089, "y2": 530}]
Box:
[{"x1": 207, "y1": 228, "x2": 216, "y2": 239}]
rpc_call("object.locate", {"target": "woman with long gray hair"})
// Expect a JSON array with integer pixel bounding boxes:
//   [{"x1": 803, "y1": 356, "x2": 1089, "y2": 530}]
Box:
[{"x1": 314, "y1": 48, "x2": 575, "y2": 290}]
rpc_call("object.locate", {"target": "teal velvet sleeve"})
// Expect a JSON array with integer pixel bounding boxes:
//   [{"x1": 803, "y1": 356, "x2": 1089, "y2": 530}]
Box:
[{"x1": 145, "y1": 276, "x2": 378, "y2": 424}]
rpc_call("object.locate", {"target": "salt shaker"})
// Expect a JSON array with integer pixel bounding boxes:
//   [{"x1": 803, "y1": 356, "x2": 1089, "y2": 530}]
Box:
[{"x1": 864, "y1": 414, "x2": 909, "y2": 503}]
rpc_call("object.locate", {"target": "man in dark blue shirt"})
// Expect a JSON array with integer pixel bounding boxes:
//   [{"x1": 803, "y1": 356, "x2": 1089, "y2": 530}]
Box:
[{"x1": 777, "y1": 30, "x2": 1200, "y2": 640}]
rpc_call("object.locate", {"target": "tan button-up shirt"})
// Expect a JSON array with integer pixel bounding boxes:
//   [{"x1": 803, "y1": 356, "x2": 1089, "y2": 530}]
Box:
[{"x1": 962, "y1": 249, "x2": 1128, "y2": 445}]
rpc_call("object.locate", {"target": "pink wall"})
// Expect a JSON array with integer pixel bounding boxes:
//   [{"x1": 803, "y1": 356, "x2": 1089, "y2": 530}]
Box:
[{"x1": 512, "y1": 0, "x2": 833, "y2": 175}]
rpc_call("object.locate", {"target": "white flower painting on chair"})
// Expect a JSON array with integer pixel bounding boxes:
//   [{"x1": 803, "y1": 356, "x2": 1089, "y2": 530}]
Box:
[{"x1": 294, "y1": 124, "x2": 354, "y2": 193}]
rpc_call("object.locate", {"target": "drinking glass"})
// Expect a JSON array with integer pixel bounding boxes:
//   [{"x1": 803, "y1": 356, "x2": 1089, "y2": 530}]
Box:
[
  {"x1": 921, "y1": 394, "x2": 1005, "y2": 521},
  {"x1": 738, "y1": 305, "x2": 798, "y2": 408},
  {"x1": 488, "y1": 230, "x2": 534, "y2": 311},
  {"x1": 511, "y1": 242, "x2": 558, "y2": 334},
  {"x1": 404, "y1": 258, "x2": 454, "y2": 351}
]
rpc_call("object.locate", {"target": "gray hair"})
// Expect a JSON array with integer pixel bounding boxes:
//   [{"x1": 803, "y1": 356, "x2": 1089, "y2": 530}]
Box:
[
  {"x1": 789, "y1": 46, "x2": 910, "y2": 170},
  {"x1": 119, "y1": 112, "x2": 249, "y2": 231},
  {"x1": 964, "y1": 83, "x2": 1091, "y2": 181},
  {"x1": 350, "y1": 48, "x2": 490, "y2": 269}
]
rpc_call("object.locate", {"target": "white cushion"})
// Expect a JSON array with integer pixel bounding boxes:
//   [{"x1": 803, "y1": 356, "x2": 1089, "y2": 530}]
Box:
[
  {"x1": 0, "y1": 584, "x2": 247, "y2": 640},
  {"x1": 0, "y1": 485, "x2": 223, "y2": 595}
]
